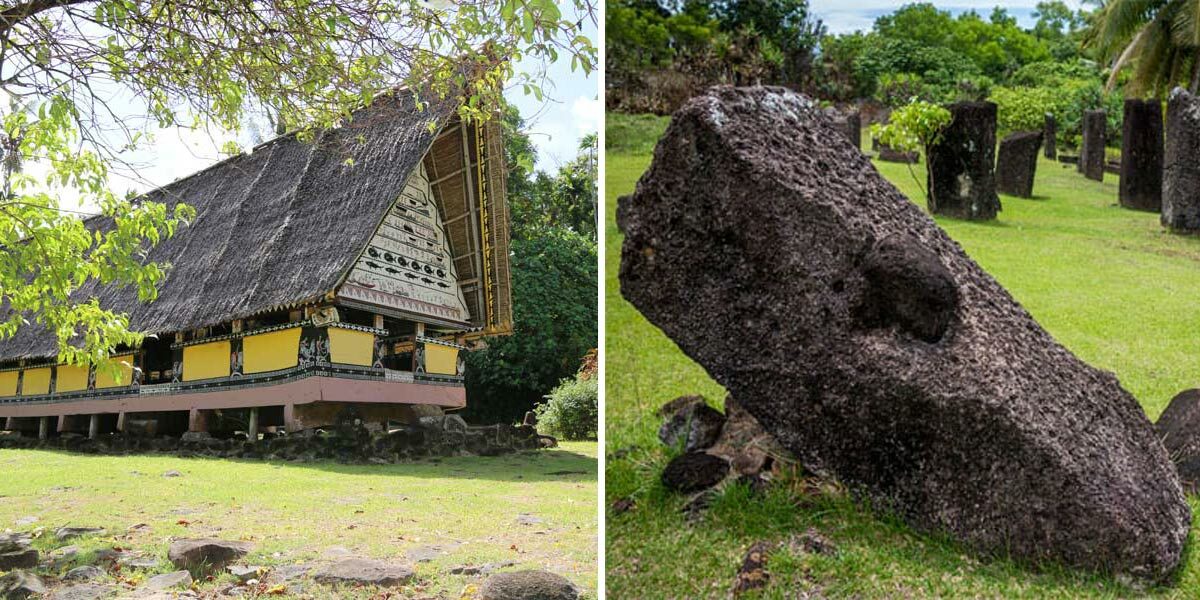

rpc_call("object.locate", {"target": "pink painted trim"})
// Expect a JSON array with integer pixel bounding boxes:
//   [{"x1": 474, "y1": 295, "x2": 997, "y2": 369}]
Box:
[{"x1": 0, "y1": 376, "x2": 465, "y2": 419}]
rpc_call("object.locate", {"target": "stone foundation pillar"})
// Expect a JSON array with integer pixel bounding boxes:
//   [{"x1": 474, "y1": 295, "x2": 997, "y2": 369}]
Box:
[
  {"x1": 1044, "y1": 113, "x2": 1057, "y2": 159},
  {"x1": 38, "y1": 416, "x2": 49, "y2": 440},
  {"x1": 1120, "y1": 99, "x2": 1164, "y2": 212},
  {"x1": 1080, "y1": 109, "x2": 1106, "y2": 181},
  {"x1": 3, "y1": 417, "x2": 12, "y2": 431},
  {"x1": 247, "y1": 407, "x2": 259, "y2": 443},
  {"x1": 88, "y1": 414, "x2": 100, "y2": 440},
  {"x1": 1164, "y1": 88, "x2": 1200, "y2": 232},
  {"x1": 996, "y1": 130, "x2": 1043, "y2": 198},
  {"x1": 927, "y1": 101, "x2": 1000, "y2": 220},
  {"x1": 188, "y1": 408, "x2": 209, "y2": 433}
]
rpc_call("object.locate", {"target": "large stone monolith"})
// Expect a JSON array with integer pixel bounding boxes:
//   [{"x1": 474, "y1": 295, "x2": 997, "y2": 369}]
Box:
[
  {"x1": 1044, "y1": 113, "x2": 1057, "y2": 159},
  {"x1": 1120, "y1": 99, "x2": 1164, "y2": 212},
  {"x1": 845, "y1": 112, "x2": 861, "y2": 151},
  {"x1": 1080, "y1": 109, "x2": 1106, "y2": 181},
  {"x1": 995, "y1": 130, "x2": 1042, "y2": 198},
  {"x1": 617, "y1": 86, "x2": 1190, "y2": 581},
  {"x1": 926, "y1": 101, "x2": 1000, "y2": 220},
  {"x1": 1162, "y1": 88, "x2": 1200, "y2": 232}
]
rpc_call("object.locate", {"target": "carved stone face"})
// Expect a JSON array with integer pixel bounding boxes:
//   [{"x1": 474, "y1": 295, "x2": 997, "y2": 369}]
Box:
[{"x1": 618, "y1": 86, "x2": 1190, "y2": 581}]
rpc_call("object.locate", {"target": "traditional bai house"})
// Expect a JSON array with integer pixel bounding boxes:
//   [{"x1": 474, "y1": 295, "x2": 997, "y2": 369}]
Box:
[{"x1": 0, "y1": 91, "x2": 512, "y2": 439}]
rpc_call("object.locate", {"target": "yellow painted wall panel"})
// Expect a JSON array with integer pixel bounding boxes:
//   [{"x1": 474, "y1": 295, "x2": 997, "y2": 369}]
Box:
[
  {"x1": 183, "y1": 341, "x2": 231, "y2": 381},
  {"x1": 56, "y1": 364, "x2": 89, "y2": 393},
  {"x1": 243, "y1": 328, "x2": 302, "y2": 374},
  {"x1": 22, "y1": 367, "x2": 50, "y2": 395},
  {"x1": 426, "y1": 344, "x2": 459, "y2": 375},
  {"x1": 328, "y1": 329, "x2": 374, "y2": 366},
  {"x1": 95, "y1": 355, "x2": 134, "y2": 389},
  {"x1": 0, "y1": 371, "x2": 17, "y2": 397}
]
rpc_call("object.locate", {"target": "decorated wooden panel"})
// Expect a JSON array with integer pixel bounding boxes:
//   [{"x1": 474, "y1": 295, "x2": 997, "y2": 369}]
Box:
[
  {"x1": 95, "y1": 355, "x2": 134, "y2": 389},
  {"x1": 425, "y1": 344, "x2": 460, "y2": 375},
  {"x1": 328, "y1": 328, "x2": 375, "y2": 366},
  {"x1": 182, "y1": 341, "x2": 231, "y2": 382},
  {"x1": 22, "y1": 367, "x2": 50, "y2": 395},
  {"x1": 0, "y1": 371, "x2": 16, "y2": 396},
  {"x1": 243, "y1": 328, "x2": 302, "y2": 374},
  {"x1": 56, "y1": 364, "x2": 89, "y2": 393},
  {"x1": 340, "y1": 162, "x2": 471, "y2": 325}
]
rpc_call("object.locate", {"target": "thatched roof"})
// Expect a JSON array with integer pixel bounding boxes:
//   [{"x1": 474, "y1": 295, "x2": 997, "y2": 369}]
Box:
[{"x1": 0, "y1": 91, "x2": 492, "y2": 360}]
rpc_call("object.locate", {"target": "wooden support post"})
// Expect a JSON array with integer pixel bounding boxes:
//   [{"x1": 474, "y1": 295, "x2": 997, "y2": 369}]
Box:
[
  {"x1": 247, "y1": 407, "x2": 259, "y2": 443},
  {"x1": 374, "y1": 314, "x2": 385, "y2": 330},
  {"x1": 56, "y1": 415, "x2": 67, "y2": 433},
  {"x1": 38, "y1": 416, "x2": 49, "y2": 440},
  {"x1": 416, "y1": 323, "x2": 426, "y2": 337},
  {"x1": 116, "y1": 412, "x2": 127, "y2": 432},
  {"x1": 3, "y1": 417, "x2": 13, "y2": 431},
  {"x1": 88, "y1": 414, "x2": 100, "y2": 440},
  {"x1": 283, "y1": 404, "x2": 300, "y2": 433},
  {"x1": 232, "y1": 319, "x2": 244, "y2": 333}
]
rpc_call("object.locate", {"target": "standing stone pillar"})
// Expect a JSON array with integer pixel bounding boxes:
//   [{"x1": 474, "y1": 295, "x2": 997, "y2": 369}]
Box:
[
  {"x1": 247, "y1": 407, "x2": 259, "y2": 443},
  {"x1": 996, "y1": 130, "x2": 1043, "y2": 198},
  {"x1": 845, "y1": 112, "x2": 861, "y2": 151},
  {"x1": 1120, "y1": 99, "x2": 1164, "y2": 212},
  {"x1": 188, "y1": 408, "x2": 208, "y2": 433},
  {"x1": 1044, "y1": 113, "x2": 1057, "y2": 159},
  {"x1": 38, "y1": 416, "x2": 49, "y2": 440},
  {"x1": 927, "y1": 101, "x2": 1001, "y2": 220},
  {"x1": 1080, "y1": 109, "x2": 1106, "y2": 181},
  {"x1": 88, "y1": 414, "x2": 99, "y2": 440},
  {"x1": 1163, "y1": 88, "x2": 1200, "y2": 232}
]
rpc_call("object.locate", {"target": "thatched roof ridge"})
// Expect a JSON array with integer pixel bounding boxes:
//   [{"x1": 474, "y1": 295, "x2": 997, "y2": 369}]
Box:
[{"x1": 0, "y1": 91, "x2": 461, "y2": 360}]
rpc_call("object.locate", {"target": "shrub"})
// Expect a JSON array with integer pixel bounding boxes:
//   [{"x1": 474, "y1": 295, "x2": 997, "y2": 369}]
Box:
[{"x1": 535, "y1": 374, "x2": 598, "y2": 441}]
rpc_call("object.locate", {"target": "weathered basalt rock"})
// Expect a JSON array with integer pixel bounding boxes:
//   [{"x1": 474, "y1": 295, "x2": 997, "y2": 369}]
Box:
[
  {"x1": 876, "y1": 144, "x2": 917, "y2": 164},
  {"x1": 1155, "y1": 389, "x2": 1200, "y2": 488},
  {"x1": 658, "y1": 398, "x2": 725, "y2": 452},
  {"x1": 661, "y1": 452, "x2": 729, "y2": 493},
  {"x1": 995, "y1": 130, "x2": 1042, "y2": 198},
  {"x1": 927, "y1": 101, "x2": 1000, "y2": 220},
  {"x1": 1080, "y1": 109, "x2": 1106, "y2": 181},
  {"x1": 168, "y1": 539, "x2": 252, "y2": 574},
  {"x1": 0, "y1": 571, "x2": 45, "y2": 599},
  {"x1": 1044, "y1": 113, "x2": 1057, "y2": 159},
  {"x1": 478, "y1": 570, "x2": 579, "y2": 600},
  {"x1": 1120, "y1": 99, "x2": 1164, "y2": 212},
  {"x1": 1163, "y1": 88, "x2": 1200, "y2": 232},
  {"x1": 617, "y1": 86, "x2": 1190, "y2": 580},
  {"x1": 312, "y1": 558, "x2": 415, "y2": 587}
]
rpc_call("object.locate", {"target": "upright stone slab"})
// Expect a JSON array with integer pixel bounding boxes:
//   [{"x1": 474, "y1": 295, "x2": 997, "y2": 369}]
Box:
[
  {"x1": 617, "y1": 86, "x2": 1190, "y2": 581},
  {"x1": 926, "y1": 101, "x2": 1000, "y2": 220},
  {"x1": 1080, "y1": 109, "x2": 1106, "y2": 181},
  {"x1": 1120, "y1": 99, "x2": 1164, "y2": 212},
  {"x1": 845, "y1": 112, "x2": 861, "y2": 150},
  {"x1": 1162, "y1": 88, "x2": 1200, "y2": 232},
  {"x1": 995, "y1": 130, "x2": 1042, "y2": 198},
  {"x1": 1044, "y1": 113, "x2": 1057, "y2": 159}
]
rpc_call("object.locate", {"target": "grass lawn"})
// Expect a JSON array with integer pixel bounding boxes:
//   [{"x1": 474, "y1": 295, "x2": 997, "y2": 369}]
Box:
[
  {"x1": 0, "y1": 443, "x2": 597, "y2": 599},
  {"x1": 605, "y1": 112, "x2": 1200, "y2": 598}
]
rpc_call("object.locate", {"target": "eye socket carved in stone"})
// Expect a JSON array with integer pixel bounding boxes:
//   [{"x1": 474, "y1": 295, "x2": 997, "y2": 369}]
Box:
[{"x1": 853, "y1": 235, "x2": 959, "y2": 343}]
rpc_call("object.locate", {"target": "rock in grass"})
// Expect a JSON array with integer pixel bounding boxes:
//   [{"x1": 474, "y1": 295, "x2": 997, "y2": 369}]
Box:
[
  {"x1": 54, "y1": 527, "x2": 104, "y2": 541},
  {"x1": 145, "y1": 570, "x2": 192, "y2": 591},
  {"x1": 1155, "y1": 389, "x2": 1200, "y2": 488},
  {"x1": 661, "y1": 453, "x2": 729, "y2": 493},
  {"x1": 48, "y1": 583, "x2": 114, "y2": 600},
  {"x1": 167, "y1": 539, "x2": 252, "y2": 574},
  {"x1": 732, "y1": 541, "x2": 771, "y2": 595},
  {"x1": 478, "y1": 570, "x2": 579, "y2": 600},
  {"x1": 312, "y1": 558, "x2": 415, "y2": 587},
  {"x1": 617, "y1": 85, "x2": 1190, "y2": 580},
  {"x1": 658, "y1": 398, "x2": 726, "y2": 452},
  {"x1": 0, "y1": 546, "x2": 37, "y2": 571},
  {"x1": 0, "y1": 571, "x2": 45, "y2": 599},
  {"x1": 63, "y1": 565, "x2": 105, "y2": 582},
  {"x1": 995, "y1": 130, "x2": 1042, "y2": 199}
]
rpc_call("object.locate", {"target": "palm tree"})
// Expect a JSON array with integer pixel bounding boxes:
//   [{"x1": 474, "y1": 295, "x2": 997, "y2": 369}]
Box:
[{"x1": 1090, "y1": 0, "x2": 1200, "y2": 95}]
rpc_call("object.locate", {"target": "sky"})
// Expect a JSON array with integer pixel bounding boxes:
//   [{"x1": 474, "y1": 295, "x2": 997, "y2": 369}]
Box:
[
  {"x1": 70, "y1": 1, "x2": 599, "y2": 211},
  {"x1": 811, "y1": 0, "x2": 1088, "y2": 35}
]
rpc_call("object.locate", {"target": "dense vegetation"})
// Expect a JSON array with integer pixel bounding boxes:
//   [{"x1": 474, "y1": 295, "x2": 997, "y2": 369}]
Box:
[
  {"x1": 463, "y1": 107, "x2": 598, "y2": 424},
  {"x1": 607, "y1": 1, "x2": 1169, "y2": 148}
]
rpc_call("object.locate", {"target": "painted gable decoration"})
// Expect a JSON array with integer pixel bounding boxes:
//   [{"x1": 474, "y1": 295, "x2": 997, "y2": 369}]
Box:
[{"x1": 340, "y1": 163, "x2": 471, "y2": 325}]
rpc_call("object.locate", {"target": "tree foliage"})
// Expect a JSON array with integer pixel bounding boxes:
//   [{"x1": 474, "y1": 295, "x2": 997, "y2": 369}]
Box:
[
  {"x1": 1089, "y1": 0, "x2": 1200, "y2": 95},
  {"x1": 0, "y1": 0, "x2": 597, "y2": 368}
]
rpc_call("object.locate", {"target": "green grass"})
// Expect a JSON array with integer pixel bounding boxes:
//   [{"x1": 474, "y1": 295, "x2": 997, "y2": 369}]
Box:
[
  {"x1": 605, "y1": 112, "x2": 1200, "y2": 598},
  {"x1": 0, "y1": 443, "x2": 597, "y2": 598}
]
